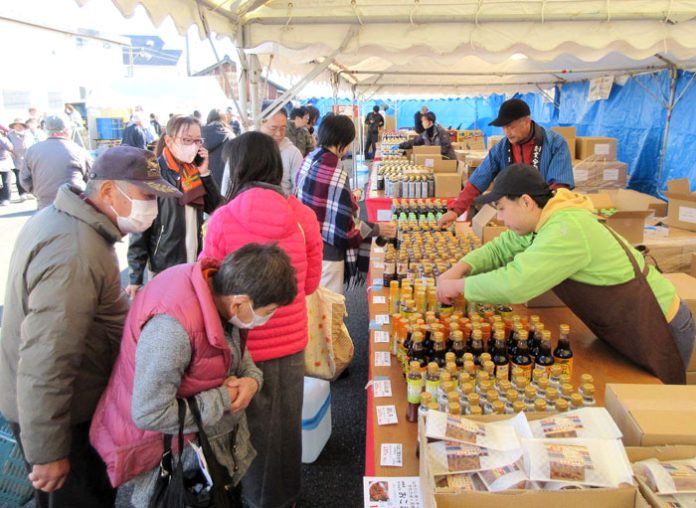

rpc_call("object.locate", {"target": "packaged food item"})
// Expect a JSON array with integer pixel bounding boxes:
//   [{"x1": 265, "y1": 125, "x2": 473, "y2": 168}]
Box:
[
  {"x1": 428, "y1": 441, "x2": 523, "y2": 475},
  {"x1": 433, "y1": 472, "x2": 486, "y2": 493},
  {"x1": 425, "y1": 409, "x2": 521, "y2": 450},
  {"x1": 529, "y1": 407, "x2": 622, "y2": 440},
  {"x1": 633, "y1": 457, "x2": 696, "y2": 494},
  {"x1": 476, "y1": 461, "x2": 529, "y2": 491},
  {"x1": 521, "y1": 438, "x2": 634, "y2": 487}
]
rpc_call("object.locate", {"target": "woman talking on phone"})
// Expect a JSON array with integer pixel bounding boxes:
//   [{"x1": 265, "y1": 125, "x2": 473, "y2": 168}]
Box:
[{"x1": 126, "y1": 115, "x2": 222, "y2": 296}]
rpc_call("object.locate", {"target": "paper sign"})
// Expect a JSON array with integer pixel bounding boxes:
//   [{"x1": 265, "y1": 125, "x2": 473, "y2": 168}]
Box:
[
  {"x1": 574, "y1": 169, "x2": 589, "y2": 182},
  {"x1": 424, "y1": 158, "x2": 435, "y2": 168},
  {"x1": 373, "y1": 379, "x2": 393, "y2": 398},
  {"x1": 603, "y1": 169, "x2": 619, "y2": 181},
  {"x1": 594, "y1": 143, "x2": 611, "y2": 156},
  {"x1": 374, "y1": 246, "x2": 385, "y2": 254},
  {"x1": 380, "y1": 443, "x2": 403, "y2": 467},
  {"x1": 588, "y1": 75, "x2": 614, "y2": 102},
  {"x1": 375, "y1": 314, "x2": 390, "y2": 325},
  {"x1": 363, "y1": 477, "x2": 423, "y2": 507},
  {"x1": 372, "y1": 278, "x2": 384, "y2": 288},
  {"x1": 374, "y1": 330, "x2": 390, "y2": 343},
  {"x1": 374, "y1": 351, "x2": 391, "y2": 367},
  {"x1": 372, "y1": 261, "x2": 384, "y2": 270},
  {"x1": 373, "y1": 295, "x2": 386, "y2": 304},
  {"x1": 376, "y1": 405, "x2": 398, "y2": 425},
  {"x1": 377, "y1": 209, "x2": 393, "y2": 222},
  {"x1": 678, "y1": 206, "x2": 696, "y2": 224}
]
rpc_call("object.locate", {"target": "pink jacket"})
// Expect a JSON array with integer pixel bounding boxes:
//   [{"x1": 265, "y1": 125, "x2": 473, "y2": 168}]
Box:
[
  {"x1": 90, "y1": 260, "x2": 232, "y2": 487},
  {"x1": 200, "y1": 186, "x2": 323, "y2": 362}
]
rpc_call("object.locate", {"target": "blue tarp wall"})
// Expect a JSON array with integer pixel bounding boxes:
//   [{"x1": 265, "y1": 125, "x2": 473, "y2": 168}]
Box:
[{"x1": 306, "y1": 69, "x2": 696, "y2": 196}]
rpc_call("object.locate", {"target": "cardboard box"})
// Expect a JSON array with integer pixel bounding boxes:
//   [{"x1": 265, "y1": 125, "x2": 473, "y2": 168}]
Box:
[
  {"x1": 457, "y1": 133, "x2": 486, "y2": 151},
  {"x1": 419, "y1": 415, "x2": 641, "y2": 508},
  {"x1": 434, "y1": 172, "x2": 462, "y2": 198},
  {"x1": 691, "y1": 252, "x2": 696, "y2": 278},
  {"x1": 661, "y1": 273, "x2": 696, "y2": 379},
  {"x1": 487, "y1": 135, "x2": 504, "y2": 150},
  {"x1": 605, "y1": 189, "x2": 668, "y2": 218},
  {"x1": 587, "y1": 192, "x2": 653, "y2": 245},
  {"x1": 412, "y1": 145, "x2": 441, "y2": 155},
  {"x1": 576, "y1": 136, "x2": 618, "y2": 161},
  {"x1": 414, "y1": 153, "x2": 442, "y2": 167},
  {"x1": 604, "y1": 384, "x2": 696, "y2": 446},
  {"x1": 665, "y1": 179, "x2": 696, "y2": 233},
  {"x1": 432, "y1": 159, "x2": 458, "y2": 174},
  {"x1": 573, "y1": 160, "x2": 628, "y2": 192},
  {"x1": 625, "y1": 445, "x2": 696, "y2": 508},
  {"x1": 471, "y1": 204, "x2": 507, "y2": 243},
  {"x1": 552, "y1": 126, "x2": 577, "y2": 159}
]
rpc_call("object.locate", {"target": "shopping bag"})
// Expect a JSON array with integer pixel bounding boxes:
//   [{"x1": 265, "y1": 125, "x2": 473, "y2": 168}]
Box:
[
  {"x1": 304, "y1": 286, "x2": 355, "y2": 381},
  {"x1": 0, "y1": 415, "x2": 33, "y2": 507}
]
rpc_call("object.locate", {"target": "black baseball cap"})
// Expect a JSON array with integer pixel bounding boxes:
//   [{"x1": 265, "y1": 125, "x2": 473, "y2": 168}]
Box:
[
  {"x1": 474, "y1": 164, "x2": 552, "y2": 205},
  {"x1": 89, "y1": 146, "x2": 182, "y2": 198},
  {"x1": 489, "y1": 98, "x2": 531, "y2": 127}
]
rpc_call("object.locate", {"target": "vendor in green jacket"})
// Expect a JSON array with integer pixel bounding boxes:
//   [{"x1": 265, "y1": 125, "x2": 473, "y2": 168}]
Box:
[{"x1": 436, "y1": 164, "x2": 695, "y2": 384}]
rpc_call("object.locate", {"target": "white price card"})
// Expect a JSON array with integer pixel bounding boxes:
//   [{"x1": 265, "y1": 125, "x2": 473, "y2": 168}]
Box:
[
  {"x1": 377, "y1": 209, "x2": 392, "y2": 222},
  {"x1": 376, "y1": 405, "x2": 398, "y2": 425},
  {"x1": 374, "y1": 246, "x2": 385, "y2": 254},
  {"x1": 374, "y1": 330, "x2": 390, "y2": 343},
  {"x1": 678, "y1": 206, "x2": 696, "y2": 225},
  {"x1": 380, "y1": 443, "x2": 403, "y2": 467},
  {"x1": 373, "y1": 379, "x2": 393, "y2": 398},
  {"x1": 372, "y1": 261, "x2": 384, "y2": 270},
  {"x1": 363, "y1": 477, "x2": 423, "y2": 508},
  {"x1": 594, "y1": 143, "x2": 611, "y2": 156},
  {"x1": 373, "y1": 295, "x2": 386, "y2": 304},
  {"x1": 375, "y1": 314, "x2": 390, "y2": 325},
  {"x1": 374, "y1": 352, "x2": 391, "y2": 367},
  {"x1": 372, "y1": 278, "x2": 384, "y2": 288},
  {"x1": 603, "y1": 169, "x2": 619, "y2": 181}
]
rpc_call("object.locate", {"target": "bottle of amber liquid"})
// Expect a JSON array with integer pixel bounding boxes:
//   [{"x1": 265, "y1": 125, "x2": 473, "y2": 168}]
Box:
[
  {"x1": 491, "y1": 331, "x2": 509, "y2": 381},
  {"x1": 527, "y1": 315, "x2": 541, "y2": 357},
  {"x1": 406, "y1": 361, "x2": 422, "y2": 423},
  {"x1": 408, "y1": 332, "x2": 427, "y2": 371},
  {"x1": 553, "y1": 324, "x2": 574, "y2": 377},
  {"x1": 534, "y1": 330, "x2": 555, "y2": 377},
  {"x1": 425, "y1": 362, "x2": 441, "y2": 399},
  {"x1": 431, "y1": 331, "x2": 447, "y2": 368},
  {"x1": 451, "y1": 331, "x2": 466, "y2": 368},
  {"x1": 468, "y1": 329, "x2": 485, "y2": 367},
  {"x1": 384, "y1": 249, "x2": 397, "y2": 285},
  {"x1": 511, "y1": 330, "x2": 533, "y2": 381}
]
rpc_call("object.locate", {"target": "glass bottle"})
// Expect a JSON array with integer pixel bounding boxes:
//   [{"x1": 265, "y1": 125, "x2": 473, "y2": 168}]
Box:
[
  {"x1": 580, "y1": 373, "x2": 594, "y2": 386},
  {"x1": 425, "y1": 362, "x2": 441, "y2": 399},
  {"x1": 534, "y1": 399, "x2": 548, "y2": 413},
  {"x1": 459, "y1": 382, "x2": 473, "y2": 414},
  {"x1": 492, "y1": 400, "x2": 506, "y2": 415},
  {"x1": 448, "y1": 401, "x2": 462, "y2": 416},
  {"x1": 549, "y1": 364, "x2": 562, "y2": 390},
  {"x1": 546, "y1": 387, "x2": 559, "y2": 411},
  {"x1": 491, "y1": 332, "x2": 509, "y2": 381},
  {"x1": 469, "y1": 405, "x2": 483, "y2": 416},
  {"x1": 524, "y1": 385, "x2": 537, "y2": 412},
  {"x1": 505, "y1": 389, "x2": 519, "y2": 414},
  {"x1": 527, "y1": 315, "x2": 541, "y2": 357},
  {"x1": 570, "y1": 393, "x2": 584, "y2": 410},
  {"x1": 388, "y1": 280, "x2": 400, "y2": 314},
  {"x1": 406, "y1": 361, "x2": 422, "y2": 423},
  {"x1": 419, "y1": 391, "x2": 433, "y2": 421},
  {"x1": 439, "y1": 381, "x2": 456, "y2": 412},
  {"x1": 511, "y1": 330, "x2": 533, "y2": 381},
  {"x1": 485, "y1": 390, "x2": 499, "y2": 415},
  {"x1": 537, "y1": 377, "x2": 550, "y2": 400},
  {"x1": 431, "y1": 331, "x2": 447, "y2": 368},
  {"x1": 467, "y1": 393, "x2": 481, "y2": 415},
  {"x1": 512, "y1": 400, "x2": 526, "y2": 414},
  {"x1": 553, "y1": 324, "x2": 574, "y2": 377},
  {"x1": 580, "y1": 383, "x2": 596, "y2": 407},
  {"x1": 450, "y1": 330, "x2": 466, "y2": 368},
  {"x1": 534, "y1": 330, "x2": 555, "y2": 377},
  {"x1": 468, "y1": 329, "x2": 485, "y2": 366},
  {"x1": 555, "y1": 398, "x2": 570, "y2": 413}
]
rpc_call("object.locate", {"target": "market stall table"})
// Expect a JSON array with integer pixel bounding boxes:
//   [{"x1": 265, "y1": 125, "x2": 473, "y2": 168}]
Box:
[{"x1": 364, "y1": 241, "x2": 661, "y2": 478}]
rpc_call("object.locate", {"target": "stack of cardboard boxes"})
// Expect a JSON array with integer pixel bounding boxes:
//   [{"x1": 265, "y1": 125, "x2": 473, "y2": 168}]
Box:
[{"x1": 410, "y1": 146, "x2": 462, "y2": 198}]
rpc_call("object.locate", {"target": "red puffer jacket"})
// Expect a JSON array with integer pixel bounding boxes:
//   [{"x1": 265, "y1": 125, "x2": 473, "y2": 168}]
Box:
[{"x1": 200, "y1": 185, "x2": 323, "y2": 361}]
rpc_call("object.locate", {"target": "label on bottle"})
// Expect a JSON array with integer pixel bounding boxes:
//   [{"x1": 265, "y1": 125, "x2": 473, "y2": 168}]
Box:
[
  {"x1": 511, "y1": 361, "x2": 533, "y2": 380},
  {"x1": 425, "y1": 379, "x2": 440, "y2": 399},
  {"x1": 407, "y1": 377, "x2": 422, "y2": 404},
  {"x1": 396, "y1": 262, "x2": 408, "y2": 275},
  {"x1": 554, "y1": 357, "x2": 574, "y2": 377},
  {"x1": 495, "y1": 363, "x2": 509, "y2": 381},
  {"x1": 534, "y1": 363, "x2": 553, "y2": 379},
  {"x1": 384, "y1": 262, "x2": 396, "y2": 276}
]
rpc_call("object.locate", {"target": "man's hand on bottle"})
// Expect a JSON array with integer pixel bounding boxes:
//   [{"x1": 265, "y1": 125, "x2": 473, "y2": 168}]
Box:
[
  {"x1": 378, "y1": 222, "x2": 397, "y2": 239},
  {"x1": 436, "y1": 279, "x2": 464, "y2": 305},
  {"x1": 437, "y1": 210, "x2": 458, "y2": 228}
]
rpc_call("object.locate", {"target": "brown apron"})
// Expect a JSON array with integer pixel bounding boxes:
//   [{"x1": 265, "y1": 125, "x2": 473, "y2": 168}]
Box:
[{"x1": 552, "y1": 226, "x2": 685, "y2": 384}]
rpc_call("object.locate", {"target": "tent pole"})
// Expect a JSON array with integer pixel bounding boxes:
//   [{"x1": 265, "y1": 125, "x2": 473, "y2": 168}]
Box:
[
  {"x1": 249, "y1": 54, "x2": 262, "y2": 129},
  {"x1": 236, "y1": 47, "x2": 250, "y2": 131},
  {"x1": 395, "y1": 99, "x2": 398, "y2": 131},
  {"x1": 657, "y1": 65, "x2": 678, "y2": 192}
]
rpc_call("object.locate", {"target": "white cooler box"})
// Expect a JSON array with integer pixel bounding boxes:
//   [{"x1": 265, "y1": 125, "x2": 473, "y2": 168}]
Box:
[{"x1": 301, "y1": 377, "x2": 332, "y2": 463}]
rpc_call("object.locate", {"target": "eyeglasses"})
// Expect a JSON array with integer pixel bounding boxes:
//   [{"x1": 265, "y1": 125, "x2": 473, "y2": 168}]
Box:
[
  {"x1": 176, "y1": 137, "x2": 205, "y2": 146},
  {"x1": 266, "y1": 126, "x2": 286, "y2": 134}
]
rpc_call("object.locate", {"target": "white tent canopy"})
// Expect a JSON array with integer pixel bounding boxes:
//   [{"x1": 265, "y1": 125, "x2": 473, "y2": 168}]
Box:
[{"x1": 81, "y1": 1, "x2": 696, "y2": 99}]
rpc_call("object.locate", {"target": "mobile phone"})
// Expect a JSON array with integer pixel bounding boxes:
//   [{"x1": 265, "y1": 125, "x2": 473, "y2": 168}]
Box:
[{"x1": 193, "y1": 153, "x2": 205, "y2": 167}]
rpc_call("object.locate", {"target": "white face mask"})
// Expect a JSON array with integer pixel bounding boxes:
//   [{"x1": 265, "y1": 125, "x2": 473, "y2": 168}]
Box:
[
  {"x1": 228, "y1": 300, "x2": 276, "y2": 329},
  {"x1": 111, "y1": 184, "x2": 158, "y2": 234},
  {"x1": 171, "y1": 141, "x2": 198, "y2": 164}
]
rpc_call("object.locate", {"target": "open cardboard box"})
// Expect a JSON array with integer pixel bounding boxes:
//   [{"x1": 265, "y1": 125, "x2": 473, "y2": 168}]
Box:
[
  {"x1": 432, "y1": 159, "x2": 458, "y2": 174},
  {"x1": 665, "y1": 179, "x2": 696, "y2": 233},
  {"x1": 414, "y1": 153, "x2": 442, "y2": 167},
  {"x1": 471, "y1": 204, "x2": 507, "y2": 243},
  {"x1": 487, "y1": 135, "x2": 504, "y2": 149},
  {"x1": 419, "y1": 414, "x2": 642, "y2": 508},
  {"x1": 573, "y1": 160, "x2": 628, "y2": 192},
  {"x1": 587, "y1": 191, "x2": 653, "y2": 245},
  {"x1": 625, "y1": 445, "x2": 696, "y2": 508},
  {"x1": 605, "y1": 384, "x2": 696, "y2": 446}
]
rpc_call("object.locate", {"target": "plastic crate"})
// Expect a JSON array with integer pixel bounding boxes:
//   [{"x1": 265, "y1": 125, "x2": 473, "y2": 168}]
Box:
[
  {"x1": 0, "y1": 416, "x2": 33, "y2": 506},
  {"x1": 96, "y1": 118, "x2": 124, "y2": 140}
]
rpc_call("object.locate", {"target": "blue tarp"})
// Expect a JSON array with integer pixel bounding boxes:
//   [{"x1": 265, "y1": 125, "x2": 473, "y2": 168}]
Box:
[{"x1": 305, "y1": 71, "x2": 696, "y2": 195}]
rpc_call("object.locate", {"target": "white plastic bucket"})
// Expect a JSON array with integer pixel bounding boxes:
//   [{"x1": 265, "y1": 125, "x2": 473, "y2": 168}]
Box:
[{"x1": 301, "y1": 377, "x2": 332, "y2": 463}]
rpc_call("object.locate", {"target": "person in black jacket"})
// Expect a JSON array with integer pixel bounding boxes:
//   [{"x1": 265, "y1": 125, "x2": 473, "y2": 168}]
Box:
[
  {"x1": 399, "y1": 111, "x2": 456, "y2": 160},
  {"x1": 364, "y1": 105, "x2": 384, "y2": 159},
  {"x1": 121, "y1": 113, "x2": 146, "y2": 149},
  {"x1": 202, "y1": 108, "x2": 235, "y2": 187},
  {"x1": 414, "y1": 105, "x2": 428, "y2": 134},
  {"x1": 126, "y1": 115, "x2": 222, "y2": 297}
]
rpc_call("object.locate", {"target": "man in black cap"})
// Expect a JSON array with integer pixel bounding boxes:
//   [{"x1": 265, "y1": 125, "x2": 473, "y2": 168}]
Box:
[
  {"x1": 436, "y1": 164, "x2": 695, "y2": 385},
  {"x1": 0, "y1": 146, "x2": 181, "y2": 507},
  {"x1": 438, "y1": 98, "x2": 574, "y2": 227}
]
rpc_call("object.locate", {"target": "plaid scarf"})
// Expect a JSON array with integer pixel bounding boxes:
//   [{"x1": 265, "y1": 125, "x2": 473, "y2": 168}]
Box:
[
  {"x1": 296, "y1": 148, "x2": 371, "y2": 288},
  {"x1": 163, "y1": 146, "x2": 206, "y2": 207}
]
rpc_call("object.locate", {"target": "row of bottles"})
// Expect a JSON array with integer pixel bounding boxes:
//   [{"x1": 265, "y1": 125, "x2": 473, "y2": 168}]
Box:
[{"x1": 391, "y1": 198, "x2": 449, "y2": 217}]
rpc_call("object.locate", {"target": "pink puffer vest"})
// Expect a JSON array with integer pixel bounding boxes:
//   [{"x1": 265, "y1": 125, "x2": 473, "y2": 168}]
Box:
[{"x1": 89, "y1": 260, "x2": 231, "y2": 487}]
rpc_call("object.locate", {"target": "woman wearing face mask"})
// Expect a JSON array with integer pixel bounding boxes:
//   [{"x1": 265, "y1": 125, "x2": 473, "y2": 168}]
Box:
[
  {"x1": 200, "y1": 132, "x2": 323, "y2": 508},
  {"x1": 126, "y1": 115, "x2": 222, "y2": 297},
  {"x1": 296, "y1": 114, "x2": 396, "y2": 294}
]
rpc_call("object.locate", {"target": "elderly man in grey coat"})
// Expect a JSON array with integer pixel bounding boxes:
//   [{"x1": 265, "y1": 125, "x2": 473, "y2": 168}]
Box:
[
  {"x1": 0, "y1": 146, "x2": 181, "y2": 507},
  {"x1": 20, "y1": 114, "x2": 92, "y2": 209}
]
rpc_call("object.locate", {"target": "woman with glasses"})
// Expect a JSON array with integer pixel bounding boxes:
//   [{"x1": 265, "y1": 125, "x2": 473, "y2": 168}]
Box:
[{"x1": 126, "y1": 115, "x2": 222, "y2": 297}]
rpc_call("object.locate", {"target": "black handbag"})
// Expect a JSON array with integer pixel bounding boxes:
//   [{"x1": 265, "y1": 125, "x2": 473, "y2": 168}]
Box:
[{"x1": 149, "y1": 398, "x2": 241, "y2": 508}]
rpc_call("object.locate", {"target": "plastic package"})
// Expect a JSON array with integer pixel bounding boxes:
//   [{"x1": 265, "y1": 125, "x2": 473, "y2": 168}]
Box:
[
  {"x1": 428, "y1": 441, "x2": 522, "y2": 475},
  {"x1": 633, "y1": 457, "x2": 696, "y2": 494},
  {"x1": 476, "y1": 461, "x2": 530, "y2": 491},
  {"x1": 425, "y1": 409, "x2": 522, "y2": 451},
  {"x1": 529, "y1": 407, "x2": 622, "y2": 440}
]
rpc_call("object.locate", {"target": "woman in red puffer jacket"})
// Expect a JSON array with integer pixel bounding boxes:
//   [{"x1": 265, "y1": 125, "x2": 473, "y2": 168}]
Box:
[{"x1": 200, "y1": 132, "x2": 322, "y2": 508}]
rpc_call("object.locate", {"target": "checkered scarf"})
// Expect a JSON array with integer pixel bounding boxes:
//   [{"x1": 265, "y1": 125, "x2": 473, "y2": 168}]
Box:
[{"x1": 296, "y1": 148, "x2": 371, "y2": 288}]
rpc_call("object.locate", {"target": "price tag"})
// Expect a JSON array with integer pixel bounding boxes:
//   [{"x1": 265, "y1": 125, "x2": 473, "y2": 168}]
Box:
[
  {"x1": 374, "y1": 351, "x2": 391, "y2": 367},
  {"x1": 380, "y1": 443, "x2": 403, "y2": 467},
  {"x1": 374, "y1": 246, "x2": 385, "y2": 254},
  {"x1": 373, "y1": 295, "x2": 386, "y2": 304},
  {"x1": 376, "y1": 405, "x2": 399, "y2": 425},
  {"x1": 373, "y1": 379, "x2": 393, "y2": 398},
  {"x1": 374, "y1": 330, "x2": 390, "y2": 343},
  {"x1": 377, "y1": 209, "x2": 392, "y2": 222},
  {"x1": 594, "y1": 143, "x2": 611, "y2": 156},
  {"x1": 375, "y1": 314, "x2": 390, "y2": 325},
  {"x1": 372, "y1": 278, "x2": 384, "y2": 289},
  {"x1": 372, "y1": 261, "x2": 384, "y2": 270}
]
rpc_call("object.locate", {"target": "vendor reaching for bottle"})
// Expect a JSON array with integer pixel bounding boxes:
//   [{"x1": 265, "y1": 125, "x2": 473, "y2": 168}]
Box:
[{"x1": 436, "y1": 164, "x2": 695, "y2": 384}]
